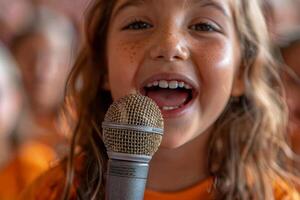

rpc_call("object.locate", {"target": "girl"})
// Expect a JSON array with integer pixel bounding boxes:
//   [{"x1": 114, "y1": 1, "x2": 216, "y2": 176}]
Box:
[{"x1": 21, "y1": 0, "x2": 300, "y2": 199}]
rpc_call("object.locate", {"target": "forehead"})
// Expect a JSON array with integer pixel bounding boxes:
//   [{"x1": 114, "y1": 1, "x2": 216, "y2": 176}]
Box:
[{"x1": 113, "y1": 0, "x2": 231, "y2": 16}]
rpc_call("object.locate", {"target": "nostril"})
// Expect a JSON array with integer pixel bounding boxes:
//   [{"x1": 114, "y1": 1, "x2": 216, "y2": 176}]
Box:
[
  {"x1": 150, "y1": 44, "x2": 190, "y2": 61},
  {"x1": 154, "y1": 53, "x2": 186, "y2": 62}
]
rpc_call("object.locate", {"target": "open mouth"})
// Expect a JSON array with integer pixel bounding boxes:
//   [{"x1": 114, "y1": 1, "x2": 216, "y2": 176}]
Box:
[{"x1": 141, "y1": 79, "x2": 196, "y2": 111}]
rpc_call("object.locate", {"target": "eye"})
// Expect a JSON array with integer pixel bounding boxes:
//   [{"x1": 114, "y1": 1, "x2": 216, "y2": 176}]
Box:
[
  {"x1": 189, "y1": 22, "x2": 219, "y2": 32},
  {"x1": 122, "y1": 20, "x2": 153, "y2": 30}
]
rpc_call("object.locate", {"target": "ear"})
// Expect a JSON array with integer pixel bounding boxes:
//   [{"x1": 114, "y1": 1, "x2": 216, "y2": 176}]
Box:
[{"x1": 231, "y1": 65, "x2": 245, "y2": 97}]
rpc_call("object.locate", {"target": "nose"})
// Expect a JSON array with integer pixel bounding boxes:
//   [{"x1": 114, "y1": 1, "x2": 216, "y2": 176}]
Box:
[{"x1": 149, "y1": 31, "x2": 190, "y2": 62}]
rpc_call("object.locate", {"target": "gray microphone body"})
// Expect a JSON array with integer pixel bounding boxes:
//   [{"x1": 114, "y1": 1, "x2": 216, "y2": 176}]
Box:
[
  {"x1": 105, "y1": 153, "x2": 150, "y2": 200},
  {"x1": 102, "y1": 94, "x2": 164, "y2": 200}
]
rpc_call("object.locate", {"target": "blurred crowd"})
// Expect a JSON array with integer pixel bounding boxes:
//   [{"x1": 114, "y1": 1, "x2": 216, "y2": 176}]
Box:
[
  {"x1": 0, "y1": 0, "x2": 299, "y2": 199},
  {"x1": 270, "y1": 0, "x2": 300, "y2": 168},
  {"x1": 0, "y1": 0, "x2": 88, "y2": 199}
]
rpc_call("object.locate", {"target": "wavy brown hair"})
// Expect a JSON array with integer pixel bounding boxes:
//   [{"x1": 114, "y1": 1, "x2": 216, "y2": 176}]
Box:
[{"x1": 62, "y1": 0, "x2": 298, "y2": 199}]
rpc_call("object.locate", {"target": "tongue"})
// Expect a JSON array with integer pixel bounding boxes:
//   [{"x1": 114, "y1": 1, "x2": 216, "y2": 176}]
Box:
[{"x1": 147, "y1": 89, "x2": 189, "y2": 107}]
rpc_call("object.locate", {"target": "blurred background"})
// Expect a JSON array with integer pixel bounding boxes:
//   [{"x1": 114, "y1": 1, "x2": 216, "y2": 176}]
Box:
[
  {"x1": 0, "y1": 0, "x2": 87, "y2": 199},
  {"x1": 0, "y1": 0, "x2": 299, "y2": 199}
]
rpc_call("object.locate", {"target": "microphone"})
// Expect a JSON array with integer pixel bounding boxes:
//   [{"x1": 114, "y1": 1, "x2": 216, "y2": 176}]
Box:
[{"x1": 102, "y1": 94, "x2": 164, "y2": 200}]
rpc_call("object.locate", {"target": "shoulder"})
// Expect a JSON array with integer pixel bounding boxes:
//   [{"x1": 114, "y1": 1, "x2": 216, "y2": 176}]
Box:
[{"x1": 19, "y1": 153, "x2": 85, "y2": 200}]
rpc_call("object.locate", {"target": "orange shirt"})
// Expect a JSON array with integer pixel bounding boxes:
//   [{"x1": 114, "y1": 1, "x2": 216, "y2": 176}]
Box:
[
  {"x1": 144, "y1": 177, "x2": 214, "y2": 200},
  {"x1": 20, "y1": 155, "x2": 300, "y2": 200},
  {"x1": 144, "y1": 177, "x2": 300, "y2": 200}
]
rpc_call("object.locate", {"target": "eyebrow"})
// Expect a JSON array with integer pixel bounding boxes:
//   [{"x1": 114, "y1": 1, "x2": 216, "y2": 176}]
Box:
[
  {"x1": 112, "y1": 0, "x2": 148, "y2": 19},
  {"x1": 187, "y1": 0, "x2": 229, "y2": 18},
  {"x1": 200, "y1": 1, "x2": 229, "y2": 18},
  {"x1": 112, "y1": 0, "x2": 229, "y2": 19}
]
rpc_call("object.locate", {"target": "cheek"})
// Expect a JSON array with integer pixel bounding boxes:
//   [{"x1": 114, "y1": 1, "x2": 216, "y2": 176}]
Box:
[
  {"x1": 194, "y1": 39, "x2": 237, "y2": 107},
  {"x1": 107, "y1": 39, "x2": 148, "y2": 100},
  {"x1": 191, "y1": 40, "x2": 238, "y2": 138}
]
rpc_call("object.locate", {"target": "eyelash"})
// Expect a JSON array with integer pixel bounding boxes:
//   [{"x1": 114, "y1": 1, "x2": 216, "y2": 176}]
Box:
[
  {"x1": 122, "y1": 19, "x2": 153, "y2": 30},
  {"x1": 188, "y1": 22, "x2": 219, "y2": 32},
  {"x1": 122, "y1": 20, "x2": 219, "y2": 33}
]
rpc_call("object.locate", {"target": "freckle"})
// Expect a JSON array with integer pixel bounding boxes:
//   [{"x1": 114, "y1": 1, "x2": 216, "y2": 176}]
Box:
[
  {"x1": 120, "y1": 42, "x2": 128, "y2": 50},
  {"x1": 129, "y1": 51, "x2": 135, "y2": 63},
  {"x1": 130, "y1": 55, "x2": 135, "y2": 62},
  {"x1": 131, "y1": 43, "x2": 139, "y2": 50}
]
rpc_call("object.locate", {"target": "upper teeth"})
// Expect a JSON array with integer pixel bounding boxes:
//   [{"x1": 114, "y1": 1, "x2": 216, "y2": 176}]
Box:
[{"x1": 146, "y1": 80, "x2": 192, "y2": 89}]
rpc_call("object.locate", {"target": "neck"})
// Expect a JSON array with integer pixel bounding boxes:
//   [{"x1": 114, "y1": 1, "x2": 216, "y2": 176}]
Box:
[{"x1": 147, "y1": 132, "x2": 210, "y2": 192}]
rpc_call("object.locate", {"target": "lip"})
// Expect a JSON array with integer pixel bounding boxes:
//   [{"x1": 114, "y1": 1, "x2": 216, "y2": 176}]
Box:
[{"x1": 139, "y1": 73, "x2": 199, "y2": 118}]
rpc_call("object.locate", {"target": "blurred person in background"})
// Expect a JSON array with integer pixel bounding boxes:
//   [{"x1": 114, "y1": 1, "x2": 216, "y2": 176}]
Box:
[
  {"x1": 0, "y1": 0, "x2": 34, "y2": 46},
  {"x1": 0, "y1": 42, "x2": 57, "y2": 200},
  {"x1": 10, "y1": 6, "x2": 78, "y2": 156},
  {"x1": 31, "y1": 0, "x2": 89, "y2": 44},
  {"x1": 268, "y1": 0, "x2": 300, "y2": 44},
  {"x1": 0, "y1": 6, "x2": 78, "y2": 200},
  {"x1": 0, "y1": 42, "x2": 23, "y2": 169},
  {"x1": 280, "y1": 36, "x2": 300, "y2": 168},
  {"x1": 267, "y1": 0, "x2": 300, "y2": 169},
  {"x1": 0, "y1": 3, "x2": 80, "y2": 198}
]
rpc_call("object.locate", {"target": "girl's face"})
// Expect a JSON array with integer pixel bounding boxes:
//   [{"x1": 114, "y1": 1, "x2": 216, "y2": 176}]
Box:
[{"x1": 106, "y1": 0, "x2": 241, "y2": 148}]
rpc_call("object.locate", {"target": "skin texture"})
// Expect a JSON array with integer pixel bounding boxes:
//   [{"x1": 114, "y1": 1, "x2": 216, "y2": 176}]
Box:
[
  {"x1": 106, "y1": 0, "x2": 242, "y2": 192},
  {"x1": 281, "y1": 42, "x2": 300, "y2": 156}
]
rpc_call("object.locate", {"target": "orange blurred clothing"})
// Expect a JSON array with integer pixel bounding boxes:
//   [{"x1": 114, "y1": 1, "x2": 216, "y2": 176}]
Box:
[
  {"x1": 20, "y1": 154, "x2": 300, "y2": 200},
  {"x1": 145, "y1": 177, "x2": 300, "y2": 200},
  {"x1": 0, "y1": 141, "x2": 57, "y2": 200},
  {"x1": 144, "y1": 177, "x2": 214, "y2": 200},
  {"x1": 19, "y1": 153, "x2": 83, "y2": 200}
]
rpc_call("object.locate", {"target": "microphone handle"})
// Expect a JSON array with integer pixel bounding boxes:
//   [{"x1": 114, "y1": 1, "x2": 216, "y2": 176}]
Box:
[{"x1": 105, "y1": 159, "x2": 149, "y2": 200}]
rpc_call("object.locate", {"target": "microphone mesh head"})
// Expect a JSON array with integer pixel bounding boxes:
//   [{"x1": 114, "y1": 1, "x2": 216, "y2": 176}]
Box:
[{"x1": 102, "y1": 94, "x2": 164, "y2": 156}]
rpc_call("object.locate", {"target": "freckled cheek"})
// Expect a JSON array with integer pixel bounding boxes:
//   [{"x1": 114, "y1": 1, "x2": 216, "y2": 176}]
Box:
[
  {"x1": 107, "y1": 40, "x2": 147, "y2": 99},
  {"x1": 196, "y1": 42, "x2": 236, "y2": 89},
  {"x1": 193, "y1": 42, "x2": 236, "y2": 109}
]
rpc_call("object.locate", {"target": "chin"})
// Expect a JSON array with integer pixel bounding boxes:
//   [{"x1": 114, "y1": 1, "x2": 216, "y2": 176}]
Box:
[
  {"x1": 158, "y1": 119, "x2": 198, "y2": 148},
  {"x1": 158, "y1": 132, "x2": 190, "y2": 149}
]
